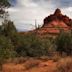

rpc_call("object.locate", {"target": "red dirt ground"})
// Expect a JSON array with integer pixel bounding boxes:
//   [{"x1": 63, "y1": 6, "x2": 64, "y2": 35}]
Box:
[{"x1": 2, "y1": 59, "x2": 57, "y2": 72}]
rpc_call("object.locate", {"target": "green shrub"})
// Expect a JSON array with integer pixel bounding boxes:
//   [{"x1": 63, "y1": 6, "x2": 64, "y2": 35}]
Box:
[
  {"x1": 0, "y1": 35, "x2": 17, "y2": 70},
  {"x1": 0, "y1": 35, "x2": 16, "y2": 60},
  {"x1": 56, "y1": 31, "x2": 72, "y2": 56},
  {"x1": 16, "y1": 33, "x2": 53, "y2": 57}
]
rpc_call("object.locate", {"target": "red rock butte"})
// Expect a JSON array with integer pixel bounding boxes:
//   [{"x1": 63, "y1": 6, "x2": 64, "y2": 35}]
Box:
[{"x1": 34, "y1": 8, "x2": 72, "y2": 36}]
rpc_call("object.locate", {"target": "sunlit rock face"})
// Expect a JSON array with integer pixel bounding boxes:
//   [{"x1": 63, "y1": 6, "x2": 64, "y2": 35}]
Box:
[{"x1": 34, "y1": 8, "x2": 72, "y2": 35}]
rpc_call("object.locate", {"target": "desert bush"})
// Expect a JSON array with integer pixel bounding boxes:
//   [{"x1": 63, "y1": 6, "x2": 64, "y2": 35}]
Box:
[
  {"x1": 55, "y1": 30, "x2": 72, "y2": 56},
  {"x1": 0, "y1": 35, "x2": 16, "y2": 60},
  {"x1": 0, "y1": 35, "x2": 17, "y2": 71},
  {"x1": 16, "y1": 33, "x2": 54, "y2": 57}
]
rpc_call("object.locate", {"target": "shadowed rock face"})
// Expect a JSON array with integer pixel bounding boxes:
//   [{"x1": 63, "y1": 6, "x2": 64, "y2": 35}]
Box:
[
  {"x1": 54, "y1": 8, "x2": 61, "y2": 16},
  {"x1": 43, "y1": 8, "x2": 72, "y2": 27}
]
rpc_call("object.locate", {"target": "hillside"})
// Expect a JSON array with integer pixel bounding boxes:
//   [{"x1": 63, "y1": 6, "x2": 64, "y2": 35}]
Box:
[{"x1": 33, "y1": 8, "x2": 72, "y2": 36}]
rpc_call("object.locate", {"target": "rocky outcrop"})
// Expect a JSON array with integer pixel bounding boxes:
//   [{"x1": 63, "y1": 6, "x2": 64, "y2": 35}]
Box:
[
  {"x1": 43, "y1": 8, "x2": 71, "y2": 27},
  {"x1": 35, "y1": 8, "x2": 72, "y2": 35}
]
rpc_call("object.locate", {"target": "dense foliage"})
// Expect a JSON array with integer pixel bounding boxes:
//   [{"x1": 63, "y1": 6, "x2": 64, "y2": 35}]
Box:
[
  {"x1": 0, "y1": 0, "x2": 11, "y2": 7},
  {"x1": 56, "y1": 30, "x2": 72, "y2": 56},
  {"x1": 16, "y1": 33, "x2": 54, "y2": 57},
  {"x1": 0, "y1": 0, "x2": 11, "y2": 18},
  {"x1": 0, "y1": 20, "x2": 72, "y2": 60}
]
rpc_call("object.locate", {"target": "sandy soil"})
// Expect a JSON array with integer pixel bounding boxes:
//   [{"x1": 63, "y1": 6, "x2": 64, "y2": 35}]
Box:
[{"x1": 2, "y1": 58, "x2": 57, "y2": 72}]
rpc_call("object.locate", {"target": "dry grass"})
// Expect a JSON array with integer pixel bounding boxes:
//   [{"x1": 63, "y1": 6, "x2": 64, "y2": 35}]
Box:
[
  {"x1": 56, "y1": 57, "x2": 72, "y2": 72},
  {"x1": 5, "y1": 57, "x2": 28, "y2": 64},
  {"x1": 2, "y1": 57, "x2": 56, "y2": 72},
  {"x1": 2, "y1": 56, "x2": 72, "y2": 72}
]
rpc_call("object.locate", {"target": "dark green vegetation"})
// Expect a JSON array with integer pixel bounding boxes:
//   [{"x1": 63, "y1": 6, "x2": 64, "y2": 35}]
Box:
[
  {"x1": 0, "y1": 0, "x2": 11, "y2": 18},
  {"x1": 0, "y1": 0, "x2": 11, "y2": 7},
  {"x1": 0, "y1": 20, "x2": 72, "y2": 60},
  {"x1": 56, "y1": 30, "x2": 72, "y2": 56},
  {"x1": 16, "y1": 33, "x2": 54, "y2": 57}
]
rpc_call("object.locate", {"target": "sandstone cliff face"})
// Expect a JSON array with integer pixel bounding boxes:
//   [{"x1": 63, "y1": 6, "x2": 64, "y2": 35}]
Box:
[
  {"x1": 35, "y1": 8, "x2": 72, "y2": 35},
  {"x1": 43, "y1": 8, "x2": 71, "y2": 27}
]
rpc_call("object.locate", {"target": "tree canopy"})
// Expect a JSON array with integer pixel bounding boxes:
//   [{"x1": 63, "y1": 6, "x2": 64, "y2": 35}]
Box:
[{"x1": 0, "y1": 0, "x2": 11, "y2": 8}]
